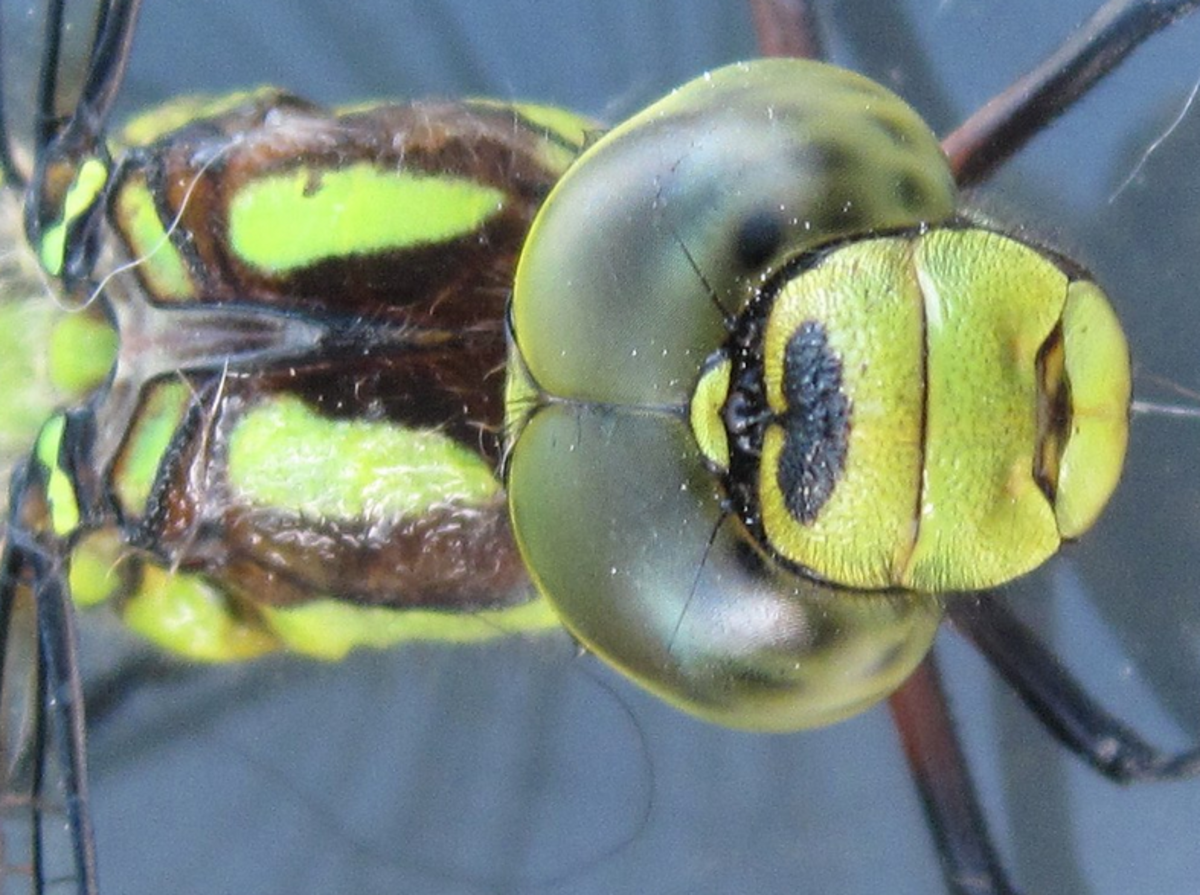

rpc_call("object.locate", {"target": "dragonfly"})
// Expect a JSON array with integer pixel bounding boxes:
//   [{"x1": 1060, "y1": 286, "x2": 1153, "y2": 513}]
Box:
[{"x1": 2, "y1": 1, "x2": 1200, "y2": 892}]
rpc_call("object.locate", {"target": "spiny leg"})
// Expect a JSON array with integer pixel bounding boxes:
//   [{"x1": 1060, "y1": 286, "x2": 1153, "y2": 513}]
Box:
[
  {"x1": 889, "y1": 655, "x2": 1022, "y2": 895},
  {"x1": 32, "y1": 550, "x2": 96, "y2": 895},
  {"x1": 34, "y1": 0, "x2": 141, "y2": 156},
  {"x1": 943, "y1": 0, "x2": 1200, "y2": 186},
  {"x1": 747, "y1": 0, "x2": 824, "y2": 60},
  {"x1": 949, "y1": 597, "x2": 1200, "y2": 782},
  {"x1": 1, "y1": 1, "x2": 145, "y2": 888},
  {"x1": 2, "y1": 461, "x2": 98, "y2": 895},
  {"x1": 0, "y1": 6, "x2": 26, "y2": 187},
  {"x1": 0, "y1": 528, "x2": 38, "y2": 890}
]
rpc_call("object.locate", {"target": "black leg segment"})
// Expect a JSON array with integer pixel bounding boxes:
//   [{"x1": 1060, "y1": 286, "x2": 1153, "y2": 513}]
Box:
[{"x1": 949, "y1": 596, "x2": 1200, "y2": 783}]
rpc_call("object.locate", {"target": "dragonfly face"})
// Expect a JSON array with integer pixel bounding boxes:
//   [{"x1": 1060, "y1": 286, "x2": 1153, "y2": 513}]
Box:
[{"x1": 2, "y1": 1, "x2": 1200, "y2": 892}]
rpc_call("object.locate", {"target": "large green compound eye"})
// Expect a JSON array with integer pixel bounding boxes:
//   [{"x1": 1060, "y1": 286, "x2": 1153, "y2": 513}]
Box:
[
  {"x1": 512, "y1": 57, "x2": 956, "y2": 410},
  {"x1": 507, "y1": 405, "x2": 944, "y2": 732},
  {"x1": 507, "y1": 58, "x2": 955, "y2": 731}
]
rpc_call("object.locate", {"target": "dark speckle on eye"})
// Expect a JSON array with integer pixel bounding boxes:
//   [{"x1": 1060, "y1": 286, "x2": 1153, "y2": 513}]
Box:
[
  {"x1": 733, "y1": 536, "x2": 769, "y2": 576},
  {"x1": 792, "y1": 140, "x2": 857, "y2": 176},
  {"x1": 870, "y1": 113, "x2": 913, "y2": 147},
  {"x1": 735, "y1": 209, "x2": 785, "y2": 271},
  {"x1": 895, "y1": 171, "x2": 932, "y2": 211},
  {"x1": 810, "y1": 200, "x2": 867, "y2": 235}
]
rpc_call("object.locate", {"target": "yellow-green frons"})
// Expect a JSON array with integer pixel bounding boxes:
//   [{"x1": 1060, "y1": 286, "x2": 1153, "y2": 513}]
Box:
[{"x1": 759, "y1": 238, "x2": 923, "y2": 589}]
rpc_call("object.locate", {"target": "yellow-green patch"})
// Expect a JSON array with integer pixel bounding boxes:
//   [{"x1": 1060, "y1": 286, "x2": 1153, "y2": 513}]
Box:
[
  {"x1": 68, "y1": 529, "x2": 126, "y2": 608},
  {"x1": 122, "y1": 564, "x2": 280, "y2": 661},
  {"x1": 689, "y1": 356, "x2": 732, "y2": 470},
  {"x1": 263, "y1": 593, "x2": 560, "y2": 660},
  {"x1": 35, "y1": 414, "x2": 79, "y2": 535},
  {"x1": 1054, "y1": 280, "x2": 1131, "y2": 538},
  {"x1": 113, "y1": 180, "x2": 195, "y2": 299},
  {"x1": 112, "y1": 380, "x2": 192, "y2": 516},
  {"x1": 227, "y1": 395, "x2": 500, "y2": 521},
  {"x1": 0, "y1": 294, "x2": 62, "y2": 464},
  {"x1": 228, "y1": 164, "x2": 505, "y2": 274},
  {"x1": 48, "y1": 312, "x2": 118, "y2": 395},
  {"x1": 39, "y1": 157, "x2": 109, "y2": 277}
]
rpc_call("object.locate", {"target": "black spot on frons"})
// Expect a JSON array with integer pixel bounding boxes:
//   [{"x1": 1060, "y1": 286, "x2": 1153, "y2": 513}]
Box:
[{"x1": 777, "y1": 321, "x2": 850, "y2": 523}]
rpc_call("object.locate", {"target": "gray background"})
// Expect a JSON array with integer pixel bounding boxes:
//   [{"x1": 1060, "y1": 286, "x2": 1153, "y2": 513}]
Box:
[{"x1": 17, "y1": 0, "x2": 1200, "y2": 893}]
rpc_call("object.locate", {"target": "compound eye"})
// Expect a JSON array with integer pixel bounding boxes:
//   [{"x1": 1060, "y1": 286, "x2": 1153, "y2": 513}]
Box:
[
  {"x1": 512, "y1": 58, "x2": 955, "y2": 412},
  {"x1": 733, "y1": 209, "x2": 786, "y2": 274}
]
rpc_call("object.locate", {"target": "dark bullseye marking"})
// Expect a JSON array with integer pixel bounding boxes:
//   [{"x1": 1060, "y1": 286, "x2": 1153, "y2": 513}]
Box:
[
  {"x1": 734, "y1": 209, "x2": 785, "y2": 272},
  {"x1": 776, "y1": 320, "x2": 850, "y2": 523}
]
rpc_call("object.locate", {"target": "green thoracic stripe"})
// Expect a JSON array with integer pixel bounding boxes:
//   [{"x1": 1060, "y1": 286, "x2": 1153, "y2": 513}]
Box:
[
  {"x1": 227, "y1": 395, "x2": 500, "y2": 521},
  {"x1": 113, "y1": 380, "x2": 193, "y2": 516},
  {"x1": 464, "y1": 99, "x2": 593, "y2": 172},
  {"x1": 263, "y1": 595, "x2": 561, "y2": 660},
  {"x1": 39, "y1": 157, "x2": 109, "y2": 276},
  {"x1": 228, "y1": 163, "x2": 506, "y2": 274},
  {"x1": 35, "y1": 414, "x2": 80, "y2": 535},
  {"x1": 113, "y1": 180, "x2": 195, "y2": 298},
  {"x1": 465, "y1": 99, "x2": 592, "y2": 150},
  {"x1": 119, "y1": 89, "x2": 276, "y2": 147},
  {"x1": 509, "y1": 102, "x2": 592, "y2": 147}
]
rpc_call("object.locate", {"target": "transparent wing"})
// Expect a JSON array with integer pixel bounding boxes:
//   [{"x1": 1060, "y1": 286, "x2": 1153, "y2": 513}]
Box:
[
  {"x1": 0, "y1": 542, "x2": 93, "y2": 895},
  {"x1": 0, "y1": 1, "x2": 130, "y2": 891},
  {"x1": 0, "y1": 0, "x2": 112, "y2": 185},
  {"x1": 0, "y1": 577, "x2": 45, "y2": 895}
]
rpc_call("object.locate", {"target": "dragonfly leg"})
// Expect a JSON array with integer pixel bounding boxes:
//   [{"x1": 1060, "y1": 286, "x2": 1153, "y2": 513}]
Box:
[
  {"x1": 2, "y1": 459, "x2": 98, "y2": 895},
  {"x1": 889, "y1": 654, "x2": 1024, "y2": 895},
  {"x1": 747, "y1": 0, "x2": 825, "y2": 60},
  {"x1": 948, "y1": 596, "x2": 1200, "y2": 783},
  {"x1": 942, "y1": 0, "x2": 1200, "y2": 186}
]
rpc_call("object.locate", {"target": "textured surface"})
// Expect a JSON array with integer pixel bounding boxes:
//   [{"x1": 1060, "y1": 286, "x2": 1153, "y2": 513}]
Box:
[{"x1": 17, "y1": 1, "x2": 1200, "y2": 893}]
